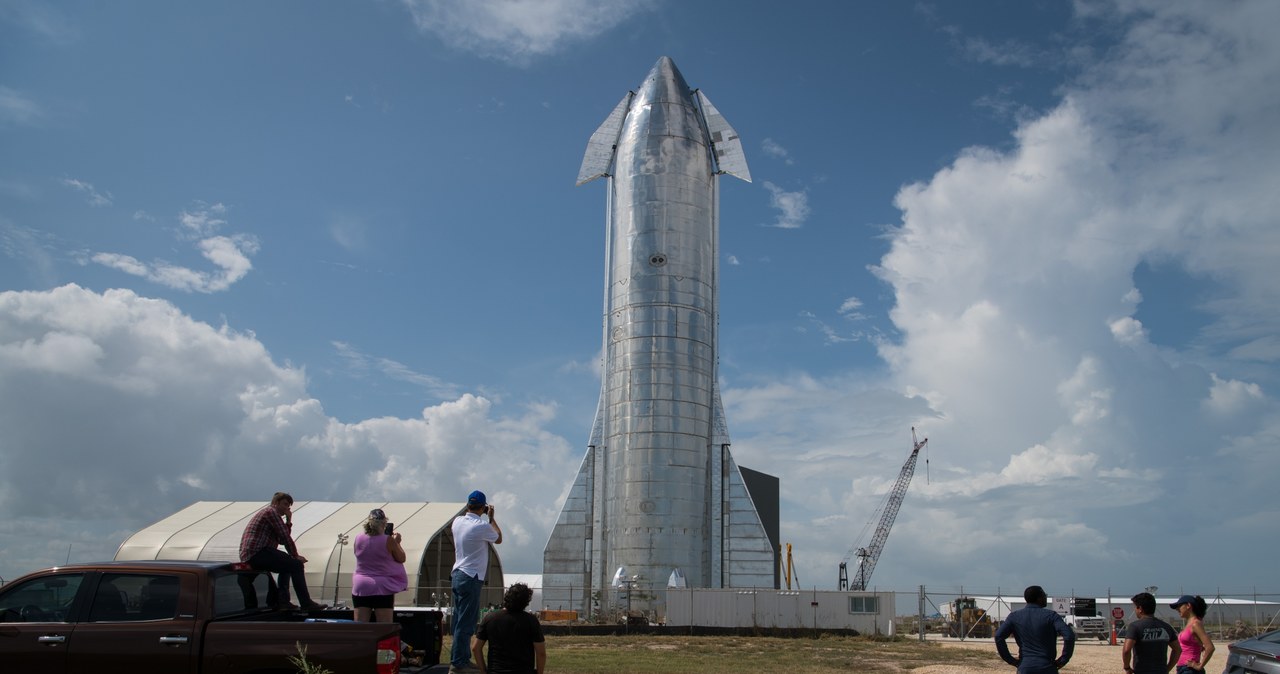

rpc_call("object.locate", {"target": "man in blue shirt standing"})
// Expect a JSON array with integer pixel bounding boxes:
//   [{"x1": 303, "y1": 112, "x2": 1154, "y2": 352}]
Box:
[{"x1": 995, "y1": 585, "x2": 1076, "y2": 674}]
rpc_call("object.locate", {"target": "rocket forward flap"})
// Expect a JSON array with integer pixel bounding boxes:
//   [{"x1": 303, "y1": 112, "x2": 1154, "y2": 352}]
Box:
[
  {"x1": 695, "y1": 91, "x2": 751, "y2": 183},
  {"x1": 577, "y1": 93, "x2": 634, "y2": 186}
]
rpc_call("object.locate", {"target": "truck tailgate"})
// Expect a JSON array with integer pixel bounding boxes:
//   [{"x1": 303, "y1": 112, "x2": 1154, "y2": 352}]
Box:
[{"x1": 202, "y1": 619, "x2": 400, "y2": 673}]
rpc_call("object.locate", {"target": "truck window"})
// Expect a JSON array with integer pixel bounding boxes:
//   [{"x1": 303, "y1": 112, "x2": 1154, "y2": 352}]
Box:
[
  {"x1": 212, "y1": 570, "x2": 273, "y2": 616},
  {"x1": 0, "y1": 573, "x2": 85, "y2": 623},
  {"x1": 87, "y1": 573, "x2": 181, "y2": 622}
]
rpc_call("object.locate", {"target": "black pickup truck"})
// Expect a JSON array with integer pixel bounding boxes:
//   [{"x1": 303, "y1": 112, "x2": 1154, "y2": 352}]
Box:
[{"x1": 0, "y1": 559, "x2": 407, "y2": 673}]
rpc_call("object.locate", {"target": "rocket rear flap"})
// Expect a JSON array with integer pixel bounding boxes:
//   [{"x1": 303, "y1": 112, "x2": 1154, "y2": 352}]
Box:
[
  {"x1": 712, "y1": 381, "x2": 731, "y2": 447},
  {"x1": 587, "y1": 391, "x2": 605, "y2": 447},
  {"x1": 542, "y1": 447, "x2": 595, "y2": 602}
]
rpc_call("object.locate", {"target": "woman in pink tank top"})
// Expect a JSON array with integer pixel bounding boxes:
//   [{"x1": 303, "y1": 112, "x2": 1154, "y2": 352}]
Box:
[
  {"x1": 351, "y1": 508, "x2": 408, "y2": 623},
  {"x1": 1171, "y1": 595, "x2": 1214, "y2": 673}
]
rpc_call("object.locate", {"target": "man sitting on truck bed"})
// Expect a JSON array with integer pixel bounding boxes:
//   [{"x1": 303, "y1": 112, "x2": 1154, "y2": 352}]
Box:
[{"x1": 239, "y1": 492, "x2": 326, "y2": 611}]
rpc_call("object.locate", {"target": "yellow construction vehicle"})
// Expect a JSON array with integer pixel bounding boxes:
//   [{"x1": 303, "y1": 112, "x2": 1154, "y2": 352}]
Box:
[{"x1": 948, "y1": 597, "x2": 995, "y2": 638}]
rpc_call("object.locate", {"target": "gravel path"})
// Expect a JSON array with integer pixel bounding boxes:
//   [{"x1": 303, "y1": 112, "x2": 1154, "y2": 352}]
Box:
[{"x1": 925, "y1": 639, "x2": 1159, "y2": 674}]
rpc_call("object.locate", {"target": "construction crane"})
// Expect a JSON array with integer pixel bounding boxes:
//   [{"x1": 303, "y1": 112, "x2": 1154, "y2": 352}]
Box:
[{"x1": 838, "y1": 427, "x2": 927, "y2": 591}]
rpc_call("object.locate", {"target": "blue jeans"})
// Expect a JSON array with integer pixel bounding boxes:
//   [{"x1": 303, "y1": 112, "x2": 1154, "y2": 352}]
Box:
[{"x1": 451, "y1": 568, "x2": 483, "y2": 667}]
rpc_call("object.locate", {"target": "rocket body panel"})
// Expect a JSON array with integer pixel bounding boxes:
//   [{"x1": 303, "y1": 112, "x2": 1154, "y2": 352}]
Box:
[{"x1": 544, "y1": 57, "x2": 776, "y2": 612}]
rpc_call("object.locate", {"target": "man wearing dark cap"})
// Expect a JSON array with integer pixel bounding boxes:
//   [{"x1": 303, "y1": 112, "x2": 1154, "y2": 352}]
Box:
[
  {"x1": 449, "y1": 490, "x2": 503, "y2": 673},
  {"x1": 994, "y1": 585, "x2": 1075, "y2": 674}
]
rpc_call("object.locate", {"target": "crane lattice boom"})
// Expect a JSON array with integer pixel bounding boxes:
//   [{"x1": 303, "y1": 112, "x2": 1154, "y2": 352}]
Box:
[{"x1": 839, "y1": 427, "x2": 926, "y2": 591}]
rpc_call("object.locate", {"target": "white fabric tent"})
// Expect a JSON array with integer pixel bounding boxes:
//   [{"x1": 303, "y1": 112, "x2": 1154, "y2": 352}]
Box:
[{"x1": 116, "y1": 500, "x2": 504, "y2": 607}]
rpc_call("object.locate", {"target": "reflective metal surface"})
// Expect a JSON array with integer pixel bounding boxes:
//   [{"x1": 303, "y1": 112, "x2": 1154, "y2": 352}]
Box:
[{"x1": 545, "y1": 57, "x2": 776, "y2": 614}]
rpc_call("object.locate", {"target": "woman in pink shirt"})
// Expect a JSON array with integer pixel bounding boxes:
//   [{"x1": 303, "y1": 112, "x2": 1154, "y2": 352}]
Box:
[
  {"x1": 351, "y1": 508, "x2": 408, "y2": 623},
  {"x1": 1171, "y1": 595, "x2": 1214, "y2": 673}
]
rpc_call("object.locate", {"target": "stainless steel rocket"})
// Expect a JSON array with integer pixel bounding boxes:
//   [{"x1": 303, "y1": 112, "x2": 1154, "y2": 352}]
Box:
[{"x1": 543, "y1": 57, "x2": 778, "y2": 614}]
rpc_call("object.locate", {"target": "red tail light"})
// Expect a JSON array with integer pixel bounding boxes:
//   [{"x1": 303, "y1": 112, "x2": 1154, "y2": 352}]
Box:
[{"x1": 376, "y1": 635, "x2": 401, "y2": 674}]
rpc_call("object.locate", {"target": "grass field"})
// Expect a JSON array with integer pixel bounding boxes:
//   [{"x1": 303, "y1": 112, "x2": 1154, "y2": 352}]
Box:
[{"x1": 447, "y1": 634, "x2": 1002, "y2": 674}]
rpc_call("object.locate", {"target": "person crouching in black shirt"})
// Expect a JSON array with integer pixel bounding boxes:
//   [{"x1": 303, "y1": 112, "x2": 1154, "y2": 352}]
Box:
[{"x1": 471, "y1": 583, "x2": 545, "y2": 674}]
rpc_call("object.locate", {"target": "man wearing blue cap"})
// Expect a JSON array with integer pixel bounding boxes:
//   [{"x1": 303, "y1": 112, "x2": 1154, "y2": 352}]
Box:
[{"x1": 449, "y1": 489, "x2": 502, "y2": 673}]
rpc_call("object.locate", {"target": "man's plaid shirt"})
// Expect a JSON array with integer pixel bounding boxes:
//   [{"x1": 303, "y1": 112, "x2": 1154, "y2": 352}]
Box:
[{"x1": 239, "y1": 505, "x2": 298, "y2": 562}]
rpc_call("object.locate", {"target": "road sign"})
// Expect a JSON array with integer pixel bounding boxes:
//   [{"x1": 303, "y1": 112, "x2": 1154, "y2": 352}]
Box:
[{"x1": 1112, "y1": 607, "x2": 1125, "y2": 619}]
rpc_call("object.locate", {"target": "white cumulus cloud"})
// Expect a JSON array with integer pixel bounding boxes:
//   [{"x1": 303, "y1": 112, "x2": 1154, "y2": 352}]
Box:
[
  {"x1": 401, "y1": 0, "x2": 655, "y2": 65},
  {"x1": 762, "y1": 181, "x2": 810, "y2": 229},
  {"x1": 860, "y1": 1, "x2": 1280, "y2": 586},
  {"x1": 0, "y1": 285, "x2": 579, "y2": 575},
  {"x1": 1202, "y1": 373, "x2": 1264, "y2": 417},
  {"x1": 61, "y1": 177, "x2": 113, "y2": 207},
  {"x1": 0, "y1": 86, "x2": 43, "y2": 126},
  {"x1": 761, "y1": 138, "x2": 794, "y2": 165},
  {"x1": 92, "y1": 203, "x2": 258, "y2": 293}
]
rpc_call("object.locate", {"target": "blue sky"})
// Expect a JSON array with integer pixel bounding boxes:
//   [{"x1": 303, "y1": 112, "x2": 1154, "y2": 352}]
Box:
[{"x1": 2, "y1": 0, "x2": 1278, "y2": 599}]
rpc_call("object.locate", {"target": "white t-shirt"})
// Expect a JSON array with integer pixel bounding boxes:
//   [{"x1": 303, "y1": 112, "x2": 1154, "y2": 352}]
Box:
[{"x1": 451, "y1": 512, "x2": 499, "y2": 580}]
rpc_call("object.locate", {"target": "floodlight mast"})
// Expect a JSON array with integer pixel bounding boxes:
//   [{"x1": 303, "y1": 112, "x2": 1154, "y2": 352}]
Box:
[{"x1": 838, "y1": 428, "x2": 927, "y2": 591}]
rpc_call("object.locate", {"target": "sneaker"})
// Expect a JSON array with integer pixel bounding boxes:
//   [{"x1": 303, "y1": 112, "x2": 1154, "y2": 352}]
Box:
[
  {"x1": 274, "y1": 601, "x2": 300, "y2": 610},
  {"x1": 300, "y1": 601, "x2": 329, "y2": 611},
  {"x1": 448, "y1": 664, "x2": 478, "y2": 673}
]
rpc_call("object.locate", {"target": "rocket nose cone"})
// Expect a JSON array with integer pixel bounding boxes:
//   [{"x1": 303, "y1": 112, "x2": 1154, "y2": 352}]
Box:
[{"x1": 638, "y1": 55, "x2": 693, "y2": 105}]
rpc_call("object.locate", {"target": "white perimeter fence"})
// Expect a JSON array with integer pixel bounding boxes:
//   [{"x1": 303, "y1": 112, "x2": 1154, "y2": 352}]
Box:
[{"x1": 910, "y1": 586, "x2": 1280, "y2": 642}]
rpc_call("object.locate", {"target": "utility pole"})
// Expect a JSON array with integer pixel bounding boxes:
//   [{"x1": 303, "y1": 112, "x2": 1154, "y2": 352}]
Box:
[{"x1": 334, "y1": 532, "x2": 350, "y2": 606}]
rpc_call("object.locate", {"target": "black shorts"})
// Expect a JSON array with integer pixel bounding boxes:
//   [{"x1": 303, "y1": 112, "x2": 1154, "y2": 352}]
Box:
[{"x1": 352, "y1": 593, "x2": 394, "y2": 609}]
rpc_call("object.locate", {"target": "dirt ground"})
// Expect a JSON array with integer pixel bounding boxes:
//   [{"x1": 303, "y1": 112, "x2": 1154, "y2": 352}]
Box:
[{"x1": 928, "y1": 639, "x2": 1157, "y2": 674}]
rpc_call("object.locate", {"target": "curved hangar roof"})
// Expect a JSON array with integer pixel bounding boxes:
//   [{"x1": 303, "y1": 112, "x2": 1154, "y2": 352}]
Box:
[{"x1": 115, "y1": 501, "x2": 503, "y2": 607}]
